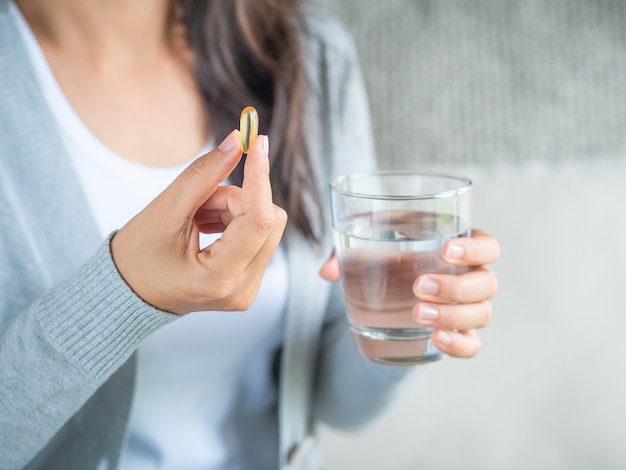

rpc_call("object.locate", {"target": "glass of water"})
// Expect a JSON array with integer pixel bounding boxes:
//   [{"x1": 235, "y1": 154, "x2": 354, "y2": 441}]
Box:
[{"x1": 330, "y1": 170, "x2": 472, "y2": 365}]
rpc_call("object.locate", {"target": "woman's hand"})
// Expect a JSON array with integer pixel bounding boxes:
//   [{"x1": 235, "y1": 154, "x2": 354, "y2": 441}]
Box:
[
  {"x1": 319, "y1": 229, "x2": 500, "y2": 358},
  {"x1": 111, "y1": 130, "x2": 288, "y2": 314},
  {"x1": 411, "y1": 229, "x2": 500, "y2": 358}
]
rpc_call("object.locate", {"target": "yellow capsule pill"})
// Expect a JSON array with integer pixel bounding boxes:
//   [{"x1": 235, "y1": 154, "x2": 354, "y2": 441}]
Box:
[{"x1": 239, "y1": 106, "x2": 259, "y2": 154}]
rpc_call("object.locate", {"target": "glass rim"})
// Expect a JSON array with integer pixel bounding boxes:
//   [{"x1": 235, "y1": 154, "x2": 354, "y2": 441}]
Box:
[{"x1": 330, "y1": 169, "x2": 472, "y2": 200}]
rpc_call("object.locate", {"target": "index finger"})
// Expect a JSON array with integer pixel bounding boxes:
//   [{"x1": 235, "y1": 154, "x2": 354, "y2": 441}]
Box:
[
  {"x1": 442, "y1": 229, "x2": 501, "y2": 267},
  {"x1": 200, "y1": 134, "x2": 281, "y2": 271},
  {"x1": 241, "y1": 134, "x2": 273, "y2": 213}
]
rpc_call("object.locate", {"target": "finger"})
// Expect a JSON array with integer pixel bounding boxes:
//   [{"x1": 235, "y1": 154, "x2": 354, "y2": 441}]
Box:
[
  {"x1": 236, "y1": 204, "x2": 288, "y2": 283},
  {"x1": 199, "y1": 185, "x2": 242, "y2": 214},
  {"x1": 414, "y1": 267, "x2": 498, "y2": 303},
  {"x1": 413, "y1": 300, "x2": 493, "y2": 330},
  {"x1": 203, "y1": 203, "x2": 287, "y2": 311},
  {"x1": 241, "y1": 134, "x2": 273, "y2": 212},
  {"x1": 442, "y1": 229, "x2": 501, "y2": 267},
  {"x1": 431, "y1": 329, "x2": 481, "y2": 358},
  {"x1": 195, "y1": 208, "x2": 231, "y2": 233},
  {"x1": 199, "y1": 135, "x2": 285, "y2": 271},
  {"x1": 158, "y1": 130, "x2": 242, "y2": 218},
  {"x1": 195, "y1": 185, "x2": 243, "y2": 232},
  {"x1": 319, "y1": 251, "x2": 340, "y2": 282}
]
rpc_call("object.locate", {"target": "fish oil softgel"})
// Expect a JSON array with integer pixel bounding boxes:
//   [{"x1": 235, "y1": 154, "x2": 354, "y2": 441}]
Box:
[{"x1": 239, "y1": 106, "x2": 259, "y2": 153}]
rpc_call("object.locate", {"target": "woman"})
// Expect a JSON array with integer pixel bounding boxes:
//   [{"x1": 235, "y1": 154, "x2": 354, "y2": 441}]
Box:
[{"x1": 0, "y1": 0, "x2": 500, "y2": 468}]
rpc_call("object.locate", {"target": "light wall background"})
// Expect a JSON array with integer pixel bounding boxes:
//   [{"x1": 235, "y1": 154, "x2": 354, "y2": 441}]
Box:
[{"x1": 315, "y1": 1, "x2": 626, "y2": 469}]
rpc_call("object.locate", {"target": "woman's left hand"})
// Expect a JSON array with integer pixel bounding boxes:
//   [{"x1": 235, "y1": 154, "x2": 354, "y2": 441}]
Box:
[
  {"x1": 411, "y1": 229, "x2": 500, "y2": 358},
  {"x1": 320, "y1": 229, "x2": 500, "y2": 358}
]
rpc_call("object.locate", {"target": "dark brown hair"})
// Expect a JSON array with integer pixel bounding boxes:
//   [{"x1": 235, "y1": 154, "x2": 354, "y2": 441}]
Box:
[{"x1": 182, "y1": 0, "x2": 321, "y2": 241}]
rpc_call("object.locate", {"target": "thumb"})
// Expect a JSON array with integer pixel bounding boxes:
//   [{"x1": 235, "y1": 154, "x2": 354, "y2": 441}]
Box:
[{"x1": 161, "y1": 130, "x2": 243, "y2": 216}]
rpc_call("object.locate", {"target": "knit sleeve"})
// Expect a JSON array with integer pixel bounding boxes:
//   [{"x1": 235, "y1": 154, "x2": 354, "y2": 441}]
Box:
[{"x1": 0, "y1": 234, "x2": 177, "y2": 469}]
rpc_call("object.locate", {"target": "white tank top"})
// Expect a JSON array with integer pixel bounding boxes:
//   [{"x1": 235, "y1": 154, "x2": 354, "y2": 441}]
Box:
[{"x1": 11, "y1": 3, "x2": 288, "y2": 468}]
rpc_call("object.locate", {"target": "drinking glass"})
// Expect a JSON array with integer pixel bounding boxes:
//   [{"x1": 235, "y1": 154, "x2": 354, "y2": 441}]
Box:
[{"x1": 330, "y1": 170, "x2": 472, "y2": 365}]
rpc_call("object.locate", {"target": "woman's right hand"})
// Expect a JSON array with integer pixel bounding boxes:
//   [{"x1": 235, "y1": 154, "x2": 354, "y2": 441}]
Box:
[{"x1": 110, "y1": 130, "x2": 288, "y2": 314}]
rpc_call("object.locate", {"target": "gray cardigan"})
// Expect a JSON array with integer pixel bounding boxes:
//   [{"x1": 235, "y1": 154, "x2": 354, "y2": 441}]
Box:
[{"x1": 0, "y1": 2, "x2": 417, "y2": 469}]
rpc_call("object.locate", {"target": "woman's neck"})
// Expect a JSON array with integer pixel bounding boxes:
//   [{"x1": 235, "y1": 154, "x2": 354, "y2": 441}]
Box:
[
  {"x1": 15, "y1": 0, "x2": 178, "y2": 63},
  {"x1": 13, "y1": 0, "x2": 210, "y2": 168}
]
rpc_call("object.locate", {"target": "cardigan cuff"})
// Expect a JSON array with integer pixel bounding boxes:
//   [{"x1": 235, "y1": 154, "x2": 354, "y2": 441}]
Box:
[{"x1": 36, "y1": 233, "x2": 177, "y2": 378}]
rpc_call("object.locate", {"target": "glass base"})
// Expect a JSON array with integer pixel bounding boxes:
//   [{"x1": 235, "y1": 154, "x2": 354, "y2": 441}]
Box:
[{"x1": 350, "y1": 325, "x2": 443, "y2": 365}]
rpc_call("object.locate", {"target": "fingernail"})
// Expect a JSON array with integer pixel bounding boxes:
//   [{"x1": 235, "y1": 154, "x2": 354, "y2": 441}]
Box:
[
  {"x1": 218, "y1": 130, "x2": 240, "y2": 152},
  {"x1": 261, "y1": 135, "x2": 269, "y2": 155},
  {"x1": 415, "y1": 276, "x2": 440, "y2": 296},
  {"x1": 436, "y1": 331, "x2": 453, "y2": 345},
  {"x1": 418, "y1": 304, "x2": 439, "y2": 321},
  {"x1": 445, "y1": 243, "x2": 465, "y2": 259}
]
